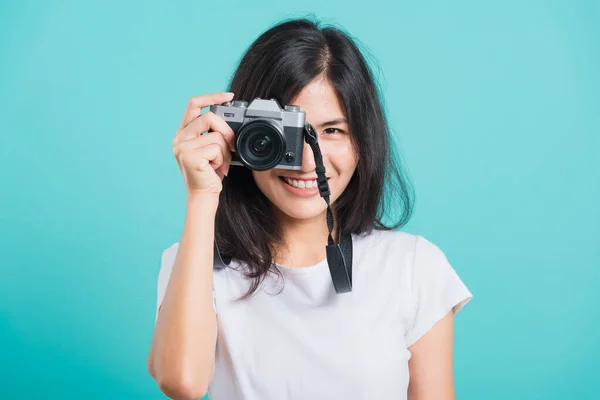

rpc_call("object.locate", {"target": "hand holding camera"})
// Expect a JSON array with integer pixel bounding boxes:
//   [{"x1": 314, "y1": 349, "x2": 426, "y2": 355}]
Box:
[
  {"x1": 173, "y1": 92, "x2": 309, "y2": 200},
  {"x1": 172, "y1": 92, "x2": 236, "y2": 197}
]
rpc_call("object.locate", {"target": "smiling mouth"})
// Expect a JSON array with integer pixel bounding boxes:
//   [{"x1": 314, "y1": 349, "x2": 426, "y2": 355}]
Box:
[{"x1": 278, "y1": 176, "x2": 330, "y2": 189}]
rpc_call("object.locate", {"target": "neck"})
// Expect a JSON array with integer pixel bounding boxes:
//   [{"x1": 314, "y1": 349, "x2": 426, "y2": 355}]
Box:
[{"x1": 273, "y1": 208, "x2": 338, "y2": 268}]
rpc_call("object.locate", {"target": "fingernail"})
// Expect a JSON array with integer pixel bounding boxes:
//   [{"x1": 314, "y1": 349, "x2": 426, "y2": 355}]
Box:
[{"x1": 224, "y1": 92, "x2": 234, "y2": 98}]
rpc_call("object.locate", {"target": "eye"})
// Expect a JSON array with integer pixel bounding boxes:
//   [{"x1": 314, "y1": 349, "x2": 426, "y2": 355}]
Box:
[{"x1": 323, "y1": 127, "x2": 344, "y2": 135}]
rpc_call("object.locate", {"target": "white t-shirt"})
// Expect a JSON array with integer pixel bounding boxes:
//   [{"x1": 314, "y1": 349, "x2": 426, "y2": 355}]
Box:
[{"x1": 155, "y1": 229, "x2": 472, "y2": 400}]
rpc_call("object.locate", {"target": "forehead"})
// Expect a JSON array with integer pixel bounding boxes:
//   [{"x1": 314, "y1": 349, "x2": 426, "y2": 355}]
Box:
[{"x1": 291, "y1": 78, "x2": 346, "y2": 123}]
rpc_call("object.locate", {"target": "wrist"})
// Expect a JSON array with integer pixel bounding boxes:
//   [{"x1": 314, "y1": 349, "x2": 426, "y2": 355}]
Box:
[{"x1": 186, "y1": 192, "x2": 220, "y2": 209}]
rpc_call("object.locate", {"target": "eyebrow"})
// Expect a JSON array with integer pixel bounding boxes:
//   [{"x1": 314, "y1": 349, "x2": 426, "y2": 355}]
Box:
[{"x1": 315, "y1": 118, "x2": 347, "y2": 129}]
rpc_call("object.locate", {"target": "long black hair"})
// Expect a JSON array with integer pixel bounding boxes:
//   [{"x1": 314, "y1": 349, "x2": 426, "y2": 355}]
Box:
[{"x1": 215, "y1": 17, "x2": 414, "y2": 300}]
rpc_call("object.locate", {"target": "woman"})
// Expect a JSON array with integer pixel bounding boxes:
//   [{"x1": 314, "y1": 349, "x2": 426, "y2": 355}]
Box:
[{"x1": 147, "y1": 18, "x2": 472, "y2": 400}]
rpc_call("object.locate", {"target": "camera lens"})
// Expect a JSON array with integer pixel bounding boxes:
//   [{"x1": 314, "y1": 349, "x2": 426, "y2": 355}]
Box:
[
  {"x1": 236, "y1": 120, "x2": 285, "y2": 170},
  {"x1": 250, "y1": 136, "x2": 272, "y2": 157}
]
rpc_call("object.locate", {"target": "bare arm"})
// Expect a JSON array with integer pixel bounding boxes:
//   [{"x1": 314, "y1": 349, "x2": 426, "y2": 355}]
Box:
[
  {"x1": 147, "y1": 92, "x2": 235, "y2": 399},
  {"x1": 407, "y1": 310, "x2": 456, "y2": 400},
  {"x1": 147, "y1": 194, "x2": 220, "y2": 400}
]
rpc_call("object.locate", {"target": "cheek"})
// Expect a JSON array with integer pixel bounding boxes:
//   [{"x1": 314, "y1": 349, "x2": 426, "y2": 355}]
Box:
[
  {"x1": 251, "y1": 171, "x2": 272, "y2": 191},
  {"x1": 324, "y1": 140, "x2": 359, "y2": 173}
]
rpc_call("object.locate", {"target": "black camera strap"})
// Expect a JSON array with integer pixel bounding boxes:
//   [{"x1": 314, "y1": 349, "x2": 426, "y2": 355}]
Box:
[{"x1": 304, "y1": 123, "x2": 353, "y2": 294}]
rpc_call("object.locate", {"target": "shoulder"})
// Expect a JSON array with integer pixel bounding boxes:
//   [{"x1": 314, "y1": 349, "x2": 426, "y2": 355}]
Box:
[
  {"x1": 351, "y1": 229, "x2": 419, "y2": 280},
  {"x1": 353, "y1": 228, "x2": 418, "y2": 253},
  {"x1": 414, "y1": 235, "x2": 448, "y2": 258},
  {"x1": 411, "y1": 235, "x2": 456, "y2": 279},
  {"x1": 357, "y1": 229, "x2": 450, "y2": 261},
  {"x1": 352, "y1": 229, "x2": 457, "y2": 283}
]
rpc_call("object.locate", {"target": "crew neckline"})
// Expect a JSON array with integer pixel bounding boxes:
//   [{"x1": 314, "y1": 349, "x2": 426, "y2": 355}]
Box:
[
  {"x1": 226, "y1": 233, "x2": 361, "y2": 276},
  {"x1": 274, "y1": 257, "x2": 329, "y2": 275},
  {"x1": 274, "y1": 232, "x2": 359, "y2": 275}
]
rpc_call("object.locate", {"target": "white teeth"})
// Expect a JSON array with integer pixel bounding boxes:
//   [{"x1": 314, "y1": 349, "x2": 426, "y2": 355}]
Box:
[{"x1": 283, "y1": 178, "x2": 318, "y2": 189}]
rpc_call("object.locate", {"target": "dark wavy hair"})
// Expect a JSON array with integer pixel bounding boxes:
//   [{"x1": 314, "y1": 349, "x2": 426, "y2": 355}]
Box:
[{"x1": 215, "y1": 17, "x2": 414, "y2": 300}]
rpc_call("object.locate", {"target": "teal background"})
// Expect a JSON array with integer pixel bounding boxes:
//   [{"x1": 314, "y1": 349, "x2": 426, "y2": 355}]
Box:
[{"x1": 1, "y1": 0, "x2": 598, "y2": 399}]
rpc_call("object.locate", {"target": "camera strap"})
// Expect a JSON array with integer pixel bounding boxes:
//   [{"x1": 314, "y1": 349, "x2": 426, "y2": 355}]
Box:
[{"x1": 304, "y1": 123, "x2": 353, "y2": 294}]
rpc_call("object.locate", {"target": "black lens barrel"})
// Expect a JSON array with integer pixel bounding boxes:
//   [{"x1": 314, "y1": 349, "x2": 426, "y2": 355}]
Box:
[{"x1": 236, "y1": 120, "x2": 285, "y2": 170}]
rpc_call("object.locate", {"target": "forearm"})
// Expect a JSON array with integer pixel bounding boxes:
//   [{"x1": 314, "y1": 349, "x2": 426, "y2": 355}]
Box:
[{"x1": 149, "y1": 194, "x2": 220, "y2": 399}]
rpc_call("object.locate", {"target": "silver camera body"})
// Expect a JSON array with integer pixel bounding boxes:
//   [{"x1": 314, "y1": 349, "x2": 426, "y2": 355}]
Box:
[{"x1": 210, "y1": 98, "x2": 306, "y2": 171}]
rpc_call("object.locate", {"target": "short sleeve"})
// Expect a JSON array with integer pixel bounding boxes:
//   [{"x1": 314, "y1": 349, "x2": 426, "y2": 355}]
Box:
[
  {"x1": 155, "y1": 242, "x2": 217, "y2": 323},
  {"x1": 404, "y1": 235, "x2": 473, "y2": 347}
]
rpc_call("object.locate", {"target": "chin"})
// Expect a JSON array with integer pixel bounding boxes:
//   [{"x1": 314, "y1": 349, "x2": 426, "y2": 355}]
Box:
[{"x1": 274, "y1": 198, "x2": 329, "y2": 220}]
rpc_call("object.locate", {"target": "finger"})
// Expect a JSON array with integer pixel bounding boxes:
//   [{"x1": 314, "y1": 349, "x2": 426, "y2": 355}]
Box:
[
  {"x1": 176, "y1": 131, "x2": 231, "y2": 169},
  {"x1": 194, "y1": 143, "x2": 225, "y2": 172},
  {"x1": 174, "y1": 111, "x2": 236, "y2": 152},
  {"x1": 175, "y1": 132, "x2": 232, "y2": 176},
  {"x1": 198, "y1": 144, "x2": 228, "y2": 180},
  {"x1": 179, "y1": 92, "x2": 235, "y2": 130},
  {"x1": 177, "y1": 143, "x2": 223, "y2": 174}
]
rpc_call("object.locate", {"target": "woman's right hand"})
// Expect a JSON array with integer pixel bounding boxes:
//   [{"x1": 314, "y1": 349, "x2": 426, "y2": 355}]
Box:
[{"x1": 172, "y1": 92, "x2": 236, "y2": 197}]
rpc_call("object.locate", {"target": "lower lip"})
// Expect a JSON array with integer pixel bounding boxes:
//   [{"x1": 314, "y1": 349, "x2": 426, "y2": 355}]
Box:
[{"x1": 279, "y1": 178, "x2": 322, "y2": 197}]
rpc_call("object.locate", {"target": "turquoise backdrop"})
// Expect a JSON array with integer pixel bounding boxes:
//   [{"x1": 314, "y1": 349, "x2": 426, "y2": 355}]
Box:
[{"x1": 1, "y1": 1, "x2": 598, "y2": 399}]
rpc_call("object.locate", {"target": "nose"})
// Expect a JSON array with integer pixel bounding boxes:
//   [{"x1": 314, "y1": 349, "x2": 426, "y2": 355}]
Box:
[{"x1": 300, "y1": 141, "x2": 316, "y2": 172}]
